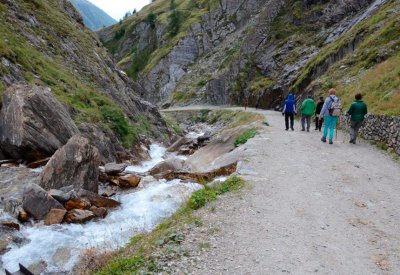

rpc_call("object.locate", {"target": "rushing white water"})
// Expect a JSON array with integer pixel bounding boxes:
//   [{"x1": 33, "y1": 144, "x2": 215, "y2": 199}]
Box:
[
  {"x1": 1, "y1": 144, "x2": 202, "y2": 274},
  {"x1": 125, "y1": 144, "x2": 166, "y2": 173}
]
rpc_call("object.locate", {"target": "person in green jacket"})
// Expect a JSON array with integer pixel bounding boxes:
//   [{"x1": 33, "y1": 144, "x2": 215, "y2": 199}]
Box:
[
  {"x1": 300, "y1": 95, "x2": 316, "y2": 132},
  {"x1": 347, "y1": 93, "x2": 368, "y2": 144}
]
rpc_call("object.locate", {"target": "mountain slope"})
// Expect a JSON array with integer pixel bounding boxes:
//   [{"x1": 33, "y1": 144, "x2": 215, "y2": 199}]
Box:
[
  {"x1": 99, "y1": 0, "x2": 399, "y2": 115},
  {"x1": 70, "y1": 0, "x2": 116, "y2": 30},
  {"x1": 0, "y1": 0, "x2": 169, "y2": 162}
]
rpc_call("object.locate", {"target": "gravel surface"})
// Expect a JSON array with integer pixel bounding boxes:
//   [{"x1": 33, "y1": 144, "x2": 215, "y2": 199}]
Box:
[{"x1": 158, "y1": 107, "x2": 400, "y2": 274}]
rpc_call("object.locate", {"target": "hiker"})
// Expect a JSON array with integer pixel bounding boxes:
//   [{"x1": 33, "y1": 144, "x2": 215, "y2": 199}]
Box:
[
  {"x1": 319, "y1": 88, "x2": 342, "y2": 144},
  {"x1": 282, "y1": 93, "x2": 296, "y2": 131},
  {"x1": 347, "y1": 93, "x2": 368, "y2": 144},
  {"x1": 315, "y1": 96, "x2": 324, "y2": 131},
  {"x1": 243, "y1": 98, "x2": 248, "y2": 110},
  {"x1": 300, "y1": 95, "x2": 316, "y2": 132}
]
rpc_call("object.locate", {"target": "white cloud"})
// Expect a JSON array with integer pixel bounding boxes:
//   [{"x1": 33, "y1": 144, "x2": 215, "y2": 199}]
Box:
[{"x1": 88, "y1": 0, "x2": 151, "y2": 21}]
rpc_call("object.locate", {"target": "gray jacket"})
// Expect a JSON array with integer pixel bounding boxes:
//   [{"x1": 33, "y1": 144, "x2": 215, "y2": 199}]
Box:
[{"x1": 319, "y1": 95, "x2": 339, "y2": 117}]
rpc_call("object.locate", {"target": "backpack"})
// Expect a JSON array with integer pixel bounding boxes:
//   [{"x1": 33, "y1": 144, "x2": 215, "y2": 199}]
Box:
[{"x1": 329, "y1": 96, "x2": 342, "y2": 117}]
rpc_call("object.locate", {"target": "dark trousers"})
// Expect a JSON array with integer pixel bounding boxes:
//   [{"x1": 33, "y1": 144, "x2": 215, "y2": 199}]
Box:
[
  {"x1": 315, "y1": 117, "x2": 323, "y2": 131},
  {"x1": 285, "y1": 113, "x2": 294, "y2": 130},
  {"x1": 350, "y1": 121, "x2": 363, "y2": 142},
  {"x1": 301, "y1": 115, "x2": 311, "y2": 131}
]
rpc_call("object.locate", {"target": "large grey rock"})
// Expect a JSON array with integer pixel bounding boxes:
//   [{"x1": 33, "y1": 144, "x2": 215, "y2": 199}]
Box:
[
  {"x1": 39, "y1": 135, "x2": 101, "y2": 193},
  {"x1": 22, "y1": 183, "x2": 65, "y2": 220},
  {"x1": 104, "y1": 162, "x2": 128, "y2": 175},
  {"x1": 0, "y1": 84, "x2": 79, "y2": 162}
]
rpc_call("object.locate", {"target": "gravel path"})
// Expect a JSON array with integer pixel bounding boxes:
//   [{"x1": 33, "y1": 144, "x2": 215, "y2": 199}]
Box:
[{"x1": 164, "y1": 107, "x2": 400, "y2": 274}]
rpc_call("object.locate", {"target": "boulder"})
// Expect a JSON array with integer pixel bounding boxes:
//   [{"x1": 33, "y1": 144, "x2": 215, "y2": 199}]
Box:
[
  {"x1": 167, "y1": 136, "x2": 191, "y2": 152},
  {"x1": 39, "y1": 135, "x2": 101, "y2": 193},
  {"x1": 149, "y1": 158, "x2": 185, "y2": 177},
  {"x1": 64, "y1": 198, "x2": 91, "y2": 210},
  {"x1": 0, "y1": 85, "x2": 79, "y2": 162},
  {"x1": 22, "y1": 184, "x2": 65, "y2": 220},
  {"x1": 44, "y1": 209, "x2": 67, "y2": 225},
  {"x1": 65, "y1": 209, "x2": 95, "y2": 223},
  {"x1": 77, "y1": 189, "x2": 120, "y2": 208},
  {"x1": 89, "y1": 206, "x2": 108, "y2": 218},
  {"x1": 104, "y1": 163, "x2": 128, "y2": 175},
  {"x1": 48, "y1": 189, "x2": 75, "y2": 203},
  {"x1": 118, "y1": 175, "x2": 141, "y2": 188}
]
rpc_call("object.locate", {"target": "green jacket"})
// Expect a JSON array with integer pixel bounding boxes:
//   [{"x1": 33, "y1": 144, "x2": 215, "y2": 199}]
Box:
[
  {"x1": 347, "y1": 100, "x2": 368, "y2": 122},
  {"x1": 300, "y1": 98, "x2": 316, "y2": 116}
]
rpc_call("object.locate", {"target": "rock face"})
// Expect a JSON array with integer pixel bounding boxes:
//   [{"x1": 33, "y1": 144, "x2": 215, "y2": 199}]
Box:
[
  {"x1": 0, "y1": 85, "x2": 79, "y2": 162},
  {"x1": 0, "y1": 1, "x2": 170, "y2": 166},
  {"x1": 22, "y1": 184, "x2": 65, "y2": 220},
  {"x1": 39, "y1": 135, "x2": 101, "y2": 193}
]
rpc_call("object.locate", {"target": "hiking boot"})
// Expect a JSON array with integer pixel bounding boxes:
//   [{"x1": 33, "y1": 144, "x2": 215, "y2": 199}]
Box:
[
  {"x1": 307, "y1": 129, "x2": 310, "y2": 132},
  {"x1": 291, "y1": 127, "x2": 294, "y2": 131},
  {"x1": 329, "y1": 140, "x2": 333, "y2": 144},
  {"x1": 301, "y1": 128, "x2": 305, "y2": 131},
  {"x1": 285, "y1": 128, "x2": 289, "y2": 131},
  {"x1": 321, "y1": 137, "x2": 326, "y2": 143}
]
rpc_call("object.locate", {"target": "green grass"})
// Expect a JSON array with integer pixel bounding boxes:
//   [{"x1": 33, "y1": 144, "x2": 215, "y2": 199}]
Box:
[
  {"x1": 0, "y1": 0, "x2": 156, "y2": 147},
  {"x1": 102, "y1": 0, "x2": 220, "y2": 78},
  {"x1": 161, "y1": 113, "x2": 183, "y2": 134},
  {"x1": 291, "y1": 0, "x2": 400, "y2": 117},
  {"x1": 92, "y1": 176, "x2": 245, "y2": 274},
  {"x1": 234, "y1": 128, "x2": 257, "y2": 146}
]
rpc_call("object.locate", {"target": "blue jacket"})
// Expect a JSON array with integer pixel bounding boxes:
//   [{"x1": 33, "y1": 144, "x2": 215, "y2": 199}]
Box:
[{"x1": 283, "y1": 93, "x2": 296, "y2": 114}]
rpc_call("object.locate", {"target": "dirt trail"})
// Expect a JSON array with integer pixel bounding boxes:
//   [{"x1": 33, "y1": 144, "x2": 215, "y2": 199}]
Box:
[{"x1": 164, "y1": 107, "x2": 400, "y2": 274}]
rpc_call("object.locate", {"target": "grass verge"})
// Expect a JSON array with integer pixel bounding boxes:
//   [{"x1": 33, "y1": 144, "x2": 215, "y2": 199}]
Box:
[
  {"x1": 79, "y1": 176, "x2": 245, "y2": 274},
  {"x1": 234, "y1": 128, "x2": 257, "y2": 147}
]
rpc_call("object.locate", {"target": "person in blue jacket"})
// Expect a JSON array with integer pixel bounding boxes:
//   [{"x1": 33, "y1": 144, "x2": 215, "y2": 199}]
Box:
[{"x1": 282, "y1": 93, "x2": 296, "y2": 131}]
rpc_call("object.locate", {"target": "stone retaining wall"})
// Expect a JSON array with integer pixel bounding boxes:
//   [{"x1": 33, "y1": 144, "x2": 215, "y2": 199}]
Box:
[{"x1": 341, "y1": 114, "x2": 400, "y2": 155}]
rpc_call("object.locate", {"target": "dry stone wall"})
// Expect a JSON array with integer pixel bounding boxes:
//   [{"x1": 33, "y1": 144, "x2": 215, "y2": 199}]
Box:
[{"x1": 342, "y1": 114, "x2": 400, "y2": 155}]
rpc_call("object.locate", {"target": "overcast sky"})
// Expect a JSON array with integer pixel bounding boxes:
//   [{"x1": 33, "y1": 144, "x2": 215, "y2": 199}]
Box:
[{"x1": 89, "y1": 0, "x2": 151, "y2": 21}]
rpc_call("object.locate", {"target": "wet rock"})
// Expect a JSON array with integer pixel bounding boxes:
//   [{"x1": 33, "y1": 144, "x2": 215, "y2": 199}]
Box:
[
  {"x1": 40, "y1": 135, "x2": 101, "y2": 193},
  {"x1": 77, "y1": 189, "x2": 120, "y2": 208},
  {"x1": 104, "y1": 162, "x2": 128, "y2": 175},
  {"x1": 118, "y1": 174, "x2": 141, "y2": 188},
  {"x1": 26, "y1": 157, "x2": 51, "y2": 169},
  {"x1": 101, "y1": 187, "x2": 117, "y2": 197},
  {"x1": 44, "y1": 209, "x2": 67, "y2": 225},
  {"x1": 22, "y1": 183, "x2": 65, "y2": 220},
  {"x1": 65, "y1": 209, "x2": 95, "y2": 223},
  {"x1": 17, "y1": 208, "x2": 29, "y2": 223},
  {"x1": 48, "y1": 189, "x2": 75, "y2": 203},
  {"x1": 149, "y1": 158, "x2": 186, "y2": 177},
  {"x1": 0, "y1": 221, "x2": 20, "y2": 231},
  {"x1": 89, "y1": 206, "x2": 108, "y2": 218},
  {"x1": 167, "y1": 137, "x2": 191, "y2": 152},
  {"x1": 0, "y1": 84, "x2": 79, "y2": 162},
  {"x1": 64, "y1": 198, "x2": 91, "y2": 210},
  {"x1": 28, "y1": 260, "x2": 47, "y2": 275}
]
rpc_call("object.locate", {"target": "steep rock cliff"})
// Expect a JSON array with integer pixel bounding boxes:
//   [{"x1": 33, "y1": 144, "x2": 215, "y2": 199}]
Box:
[
  {"x1": 0, "y1": 0, "x2": 169, "y2": 162},
  {"x1": 100, "y1": 0, "x2": 399, "y2": 115}
]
